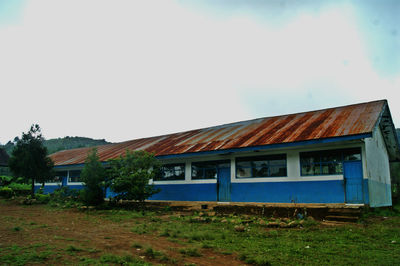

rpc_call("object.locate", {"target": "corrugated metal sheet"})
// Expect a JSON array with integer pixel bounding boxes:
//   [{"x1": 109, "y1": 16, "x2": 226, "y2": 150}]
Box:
[{"x1": 50, "y1": 100, "x2": 386, "y2": 166}]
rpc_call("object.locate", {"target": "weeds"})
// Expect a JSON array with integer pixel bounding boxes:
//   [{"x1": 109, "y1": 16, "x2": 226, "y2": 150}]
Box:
[{"x1": 179, "y1": 248, "x2": 202, "y2": 257}]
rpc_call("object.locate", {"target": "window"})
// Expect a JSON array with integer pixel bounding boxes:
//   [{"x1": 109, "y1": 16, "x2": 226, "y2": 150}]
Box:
[
  {"x1": 49, "y1": 171, "x2": 67, "y2": 183},
  {"x1": 236, "y1": 155, "x2": 287, "y2": 178},
  {"x1": 154, "y1": 163, "x2": 185, "y2": 181},
  {"x1": 191, "y1": 160, "x2": 230, "y2": 180},
  {"x1": 68, "y1": 170, "x2": 82, "y2": 183},
  {"x1": 300, "y1": 148, "x2": 361, "y2": 176}
]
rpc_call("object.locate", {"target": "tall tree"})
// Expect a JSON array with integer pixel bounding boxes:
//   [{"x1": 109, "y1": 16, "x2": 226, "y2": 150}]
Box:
[
  {"x1": 8, "y1": 124, "x2": 54, "y2": 197},
  {"x1": 108, "y1": 150, "x2": 161, "y2": 202},
  {"x1": 81, "y1": 148, "x2": 106, "y2": 205}
]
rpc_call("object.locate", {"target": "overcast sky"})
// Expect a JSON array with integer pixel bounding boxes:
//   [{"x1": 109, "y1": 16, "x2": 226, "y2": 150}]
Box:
[{"x1": 1, "y1": 0, "x2": 399, "y2": 144}]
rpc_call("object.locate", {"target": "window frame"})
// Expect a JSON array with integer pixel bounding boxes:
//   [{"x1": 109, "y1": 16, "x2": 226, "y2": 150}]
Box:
[
  {"x1": 235, "y1": 154, "x2": 287, "y2": 179},
  {"x1": 191, "y1": 160, "x2": 230, "y2": 180},
  {"x1": 154, "y1": 163, "x2": 186, "y2": 181},
  {"x1": 68, "y1": 170, "x2": 82, "y2": 183},
  {"x1": 300, "y1": 148, "x2": 361, "y2": 176}
]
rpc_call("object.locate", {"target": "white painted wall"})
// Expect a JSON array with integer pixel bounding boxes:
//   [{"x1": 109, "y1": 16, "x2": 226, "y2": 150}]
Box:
[
  {"x1": 155, "y1": 141, "x2": 364, "y2": 185},
  {"x1": 364, "y1": 127, "x2": 392, "y2": 206}
]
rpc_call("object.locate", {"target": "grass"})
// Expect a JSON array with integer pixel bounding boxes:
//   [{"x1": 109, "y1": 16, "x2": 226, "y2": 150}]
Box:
[
  {"x1": 122, "y1": 208, "x2": 400, "y2": 265},
  {"x1": 1, "y1": 200, "x2": 400, "y2": 266},
  {"x1": 0, "y1": 244, "x2": 55, "y2": 266}
]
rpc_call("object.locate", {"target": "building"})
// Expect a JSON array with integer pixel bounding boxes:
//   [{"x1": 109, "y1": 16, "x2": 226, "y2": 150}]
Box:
[{"x1": 45, "y1": 100, "x2": 399, "y2": 207}]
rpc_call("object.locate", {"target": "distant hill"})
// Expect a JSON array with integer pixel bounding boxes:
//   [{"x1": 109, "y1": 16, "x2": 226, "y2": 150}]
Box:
[{"x1": 0, "y1": 136, "x2": 111, "y2": 155}]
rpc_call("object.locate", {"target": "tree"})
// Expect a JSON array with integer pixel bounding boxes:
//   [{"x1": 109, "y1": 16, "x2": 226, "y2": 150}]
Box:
[
  {"x1": 108, "y1": 150, "x2": 161, "y2": 202},
  {"x1": 8, "y1": 124, "x2": 54, "y2": 197},
  {"x1": 81, "y1": 148, "x2": 106, "y2": 205}
]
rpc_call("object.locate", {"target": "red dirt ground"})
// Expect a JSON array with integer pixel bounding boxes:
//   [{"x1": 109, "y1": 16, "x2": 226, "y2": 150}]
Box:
[{"x1": 0, "y1": 200, "x2": 247, "y2": 265}]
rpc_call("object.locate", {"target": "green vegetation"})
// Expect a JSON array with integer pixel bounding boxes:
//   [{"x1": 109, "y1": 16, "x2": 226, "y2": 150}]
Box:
[
  {"x1": 108, "y1": 150, "x2": 161, "y2": 202},
  {"x1": 98, "y1": 208, "x2": 399, "y2": 265},
  {"x1": 1, "y1": 136, "x2": 110, "y2": 155},
  {"x1": 1, "y1": 200, "x2": 400, "y2": 265},
  {"x1": 0, "y1": 176, "x2": 31, "y2": 198},
  {"x1": 8, "y1": 124, "x2": 54, "y2": 197},
  {"x1": 80, "y1": 148, "x2": 106, "y2": 205}
]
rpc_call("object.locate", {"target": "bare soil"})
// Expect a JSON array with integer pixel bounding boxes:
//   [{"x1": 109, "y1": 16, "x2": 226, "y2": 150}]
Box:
[{"x1": 0, "y1": 200, "x2": 246, "y2": 265}]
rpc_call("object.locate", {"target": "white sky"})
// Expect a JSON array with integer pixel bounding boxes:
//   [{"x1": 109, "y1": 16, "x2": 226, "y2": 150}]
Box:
[{"x1": 1, "y1": 0, "x2": 399, "y2": 144}]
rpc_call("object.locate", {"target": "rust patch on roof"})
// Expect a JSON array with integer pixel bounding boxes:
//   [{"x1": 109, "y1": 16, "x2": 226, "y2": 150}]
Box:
[{"x1": 50, "y1": 100, "x2": 387, "y2": 166}]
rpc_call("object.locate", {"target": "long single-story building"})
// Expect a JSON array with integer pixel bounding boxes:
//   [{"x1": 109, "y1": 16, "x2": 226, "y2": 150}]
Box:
[{"x1": 43, "y1": 100, "x2": 399, "y2": 207}]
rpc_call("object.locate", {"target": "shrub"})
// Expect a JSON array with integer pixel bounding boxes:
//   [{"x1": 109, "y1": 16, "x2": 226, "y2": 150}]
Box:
[
  {"x1": 50, "y1": 187, "x2": 80, "y2": 203},
  {"x1": 8, "y1": 183, "x2": 30, "y2": 196},
  {"x1": 0, "y1": 187, "x2": 13, "y2": 198},
  {"x1": 108, "y1": 150, "x2": 161, "y2": 201},
  {"x1": 0, "y1": 175, "x2": 13, "y2": 186},
  {"x1": 35, "y1": 194, "x2": 50, "y2": 204}
]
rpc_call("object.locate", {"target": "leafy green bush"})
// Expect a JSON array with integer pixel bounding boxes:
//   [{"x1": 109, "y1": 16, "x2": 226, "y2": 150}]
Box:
[
  {"x1": 35, "y1": 194, "x2": 50, "y2": 204},
  {"x1": 50, "y1": 187, "x2": 80, "y2": 203},
  {"x1": 0, "y1": 175, "x2": 13, "y2": 186},
  {"x1": 9, "y1": 183, "x2": 30, "y2": 196},
  {"x1": 108, "y1": 150, "x2": 161, "y2": 201},
  {"x1": 0, "y1": 187, "x2": 13, "y2": 198}
]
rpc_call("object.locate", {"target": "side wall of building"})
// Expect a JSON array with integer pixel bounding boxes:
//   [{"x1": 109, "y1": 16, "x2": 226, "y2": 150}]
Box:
[
  {"x1": 150, "y1": 142, "x2": 364, "y2": 203},
  {"x1": 364, "y1": 127, "x2": 392, "y2": 207}
]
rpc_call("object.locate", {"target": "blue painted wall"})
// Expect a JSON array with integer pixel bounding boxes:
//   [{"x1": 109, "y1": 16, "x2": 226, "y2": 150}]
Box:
[
  {"x1": 231, "y1": 180, "x2": 345, "y2": 203},
  {"x1": 33, "y1": 179, "x2": 377, "y2": 204},
  {"x1": 149, "y1": 183, "x2": 217, "y2": 201}
]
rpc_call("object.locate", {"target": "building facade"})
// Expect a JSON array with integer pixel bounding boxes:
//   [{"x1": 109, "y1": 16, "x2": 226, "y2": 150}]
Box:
[{"x1": 43, "y1": 100, "x2": 399, "y2": 207}]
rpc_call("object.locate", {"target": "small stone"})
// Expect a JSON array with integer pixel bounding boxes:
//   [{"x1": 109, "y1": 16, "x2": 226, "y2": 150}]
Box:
[
  {"x1": 305, "y1": 245, "x2": 310, "y2": 249},
  {"x1": 279, "y1": 222, "x2": 288, "y2": 228},
  {"x1": 234, "y1": 225, "x2": 245, "y2": 232},
  {"x1": 267, "y1": 222, "x2": 279, "y2": 228},
  {"x1": 259, "y1": 219, "x2": 266, "y2": 225},
  {"x1": 391, "y1": 240, "x2": 396, "y2": 244},
  {"x1": 288, "y1": 221, "x2": 297, "y2": 227}
]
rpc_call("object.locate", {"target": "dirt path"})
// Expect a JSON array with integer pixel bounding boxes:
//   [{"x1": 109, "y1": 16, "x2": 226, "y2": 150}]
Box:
[{"x1": 0, "y1": 201, "x2": 246, "y2": 265}]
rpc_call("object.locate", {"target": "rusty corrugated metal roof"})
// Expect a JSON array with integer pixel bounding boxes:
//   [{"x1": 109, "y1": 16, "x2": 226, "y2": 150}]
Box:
[{"x1": 50, "y1": 100, "x2": 386, "y2": 166}]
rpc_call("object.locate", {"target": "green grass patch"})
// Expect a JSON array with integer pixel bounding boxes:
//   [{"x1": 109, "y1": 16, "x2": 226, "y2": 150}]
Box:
[
  {"x1": 179, "y1": 247, "x2": 202, "y2": 257},
  {"x1": 66, "y1": 245, "x2": 83, "y2": 252}
]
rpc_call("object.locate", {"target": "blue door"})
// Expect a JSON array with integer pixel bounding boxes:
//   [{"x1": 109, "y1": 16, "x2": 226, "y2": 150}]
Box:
[
  {"x1": 344, "y1": 161, "x2": 363, "y2": 204},
  {"x1": 218, "y1": 167, "x2": 231, "y2": 202}
]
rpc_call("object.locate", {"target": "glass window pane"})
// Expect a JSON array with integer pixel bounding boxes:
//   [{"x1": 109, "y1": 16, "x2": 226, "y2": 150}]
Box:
[
  {"x1": 204, "y1": 168, "x2": 217, "y2": 179},
  {"x1": 69, "y1": 170, "x2": 82, "y2": 182},
  {"x1": 344, "y1": 149, "x2": 361, "y2": 161},
  {"x1": 237, "y1": 161, "x2": 251, "y2": 168},
  {"x1": 155, "y1": 163, "x2": 185, "y2": 181},
  {"x1": 254, "y1": 165, "x2": 269, "y2": 177},
  {"x1": 312, "y1": 163, "x2": 321, "y2": 175},
  {"x1": 270, "y1": 166, "x2": 286, "y2": 177},
  {"x1": 237, "y1": 167, "x2": 251, "y2": 178},
  {"x1": 217, "y1": 162, "x2": 231, "y2": 168},
  {"x1": 269, "y1": 159, "x2": 286, "y2": 166},
  {"x1": 301, "y1": 164, "x2": 313, "y2": 175}
]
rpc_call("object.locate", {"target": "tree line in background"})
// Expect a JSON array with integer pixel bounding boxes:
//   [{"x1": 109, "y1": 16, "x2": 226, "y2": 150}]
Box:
[
  {"x1": 1, "y1": 124, "x2": 160, "y2": 205},
  {"x1": 0, "y1": 135, "x2": 110, "y2": 155}
]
